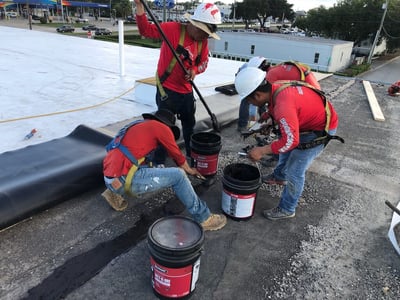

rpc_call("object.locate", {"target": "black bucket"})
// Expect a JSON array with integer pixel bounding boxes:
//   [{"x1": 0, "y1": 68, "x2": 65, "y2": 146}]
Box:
[
  {"x1": 190, "y1": 132, "x2": 222, "y2": 176},
  {"x1": 148, "y1": 216, "x2": 204, "y2": 299},
  {"x1": 221, "y1": 163, "x2": 262, "y2": 220}
]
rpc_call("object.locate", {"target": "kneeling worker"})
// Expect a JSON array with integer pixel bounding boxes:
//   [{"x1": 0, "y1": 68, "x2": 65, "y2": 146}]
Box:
[{"x1": 102, "y1": 109, "x2": 226, "y2": 231}]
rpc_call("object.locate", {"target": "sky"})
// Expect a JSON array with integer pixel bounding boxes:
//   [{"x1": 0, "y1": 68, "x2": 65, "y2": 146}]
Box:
[
  {"x1": 213, "y1": 0, "x2": 337, "y2": 12},
  {"x1": 288, "y1": 0, "x2": 336, "y2": 11}
]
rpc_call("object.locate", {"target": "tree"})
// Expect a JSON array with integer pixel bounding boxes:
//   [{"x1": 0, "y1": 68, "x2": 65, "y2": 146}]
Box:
[
  {"x1": 293, "y1": 0, "x2": 400, "y2": 52},
  {"x1": 234, "y1": 0, "x2": 294, "y2": 29}
]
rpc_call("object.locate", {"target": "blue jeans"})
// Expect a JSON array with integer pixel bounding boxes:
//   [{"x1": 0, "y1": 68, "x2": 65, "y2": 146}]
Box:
[
  {"x1": 273, "y1": 129, "x2": 337, "y2": 213},
  {"x1": 104, "y1": 167, "x2": 210, "y2": 223}
]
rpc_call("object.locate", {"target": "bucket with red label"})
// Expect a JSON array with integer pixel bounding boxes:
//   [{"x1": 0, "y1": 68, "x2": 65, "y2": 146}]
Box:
[
  {"x1": 148, "y1": 216, "x2": 204, "y2": 298},
  {"x1": 190, "y1": 132, "x2": 221, "y2": 176},
  {"x1": 221, "y1": 163, "x2": 261, "y2": 220}
]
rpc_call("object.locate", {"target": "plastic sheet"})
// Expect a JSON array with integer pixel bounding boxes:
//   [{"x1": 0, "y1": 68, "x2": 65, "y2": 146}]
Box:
[{"x1": 0, "y1": 125, "x2": 111, "y2": 230}]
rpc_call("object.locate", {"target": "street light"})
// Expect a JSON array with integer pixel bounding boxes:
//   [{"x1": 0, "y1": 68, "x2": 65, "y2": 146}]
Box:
[{"x1": 367, "y1": 0, "x2": 388, "y2": 64}]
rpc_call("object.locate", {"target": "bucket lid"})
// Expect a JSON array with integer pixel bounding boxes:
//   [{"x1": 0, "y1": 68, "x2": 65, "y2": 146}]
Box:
[{"x1": 148, "y1": 216, "x2": 204, "y2": 251}]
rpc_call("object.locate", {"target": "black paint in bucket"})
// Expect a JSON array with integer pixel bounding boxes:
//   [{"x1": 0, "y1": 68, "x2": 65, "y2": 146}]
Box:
[
  {"x1": 190, "y1": 132, "x2": 222, "y2": 176},
  {"x1": 221, "y1": 163, "x2": 261, "y2": 220},
  {"x1": 148, "y1": 216, "x2": 204, "y2": 299}
]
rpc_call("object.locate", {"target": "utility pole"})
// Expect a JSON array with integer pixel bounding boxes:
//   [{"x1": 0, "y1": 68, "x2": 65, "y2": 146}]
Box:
[
  {"x1": 232, "y1": 0, "x2": 236, "y2": 29},
  {"x1": 367, "y1": 0, "x2": 388, "y2": 64}
]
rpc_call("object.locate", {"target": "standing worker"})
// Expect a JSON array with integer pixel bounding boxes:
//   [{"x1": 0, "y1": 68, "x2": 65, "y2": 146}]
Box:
[
  {"x1": 237, "y1": 57, "x2": 321, "y2": 132},
  {"x1": 234, "y1": 67, "x2": 343, "y2": 220},
  {"x1": 102, "y1": 109, "x2": 227, "y2": 231},
  {"x1": 134, "y1": 0, "x2": 222, "y2": 163}
]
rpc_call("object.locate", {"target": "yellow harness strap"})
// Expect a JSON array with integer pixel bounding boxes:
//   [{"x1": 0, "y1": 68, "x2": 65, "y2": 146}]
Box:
[
  {"x1": 156, "y1": 25, "x2": 203, "y2": 99},
  {"x1": 124, "y1": 157, "x2": 145, "y2": 196},
  {"x1": 280, "y1": 61, "x2": 311, "y2": 81},
  {"x1": 272, "y1": 80, "x2": 331, "y2": 132}
]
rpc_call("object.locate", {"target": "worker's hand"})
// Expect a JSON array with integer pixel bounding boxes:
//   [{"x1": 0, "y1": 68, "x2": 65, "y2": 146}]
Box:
[
  {"x1": 185, "y1": 69, "x2": 196, "y2": 81},
  {"x1": 134, "y1": 0, "x2": 144, "y2": 15},
  {"x1": 259, "y1": 111, "x2": 271, "y2": 122},
  {"x1": 188, "y1": 167, "x2": 206, "y2": 181},
  {"x1": 248, "y1": 145, "x2": 272, "y2": 162}
]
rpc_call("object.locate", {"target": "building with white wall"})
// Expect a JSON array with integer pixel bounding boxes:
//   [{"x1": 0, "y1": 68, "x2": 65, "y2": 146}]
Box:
[{"x1": 209, "y1": 31, "x2": 354, "y2": 73}]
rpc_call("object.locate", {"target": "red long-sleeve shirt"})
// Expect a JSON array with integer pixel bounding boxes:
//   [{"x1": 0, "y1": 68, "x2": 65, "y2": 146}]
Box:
[
  {"x1": 136, "y1": 14, "x2": 209, "y2": 94},
  {"x1": 269, "y1": 82, "x2": 338, "y2": 154},
  {"x1": 103, "y1": 120, "x2": 186, "y2": 177},
  {"x1": 267, "y1": 63, "x2": 321, "y2": 89}
]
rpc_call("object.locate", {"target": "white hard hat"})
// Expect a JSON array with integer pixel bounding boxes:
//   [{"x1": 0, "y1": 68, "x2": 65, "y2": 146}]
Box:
[
  {"x1": 192, "y1": 3, "x2": 222, "y2": 25},
  {"x1": 234, "y1": 67, "x2": 266, "y2": 100},
  {"x1": 184, "y1": 3, "x2": 222, "y2": 40},
  {"x1": 247, "y1": 56, "x2": 267, "y2": 68}
]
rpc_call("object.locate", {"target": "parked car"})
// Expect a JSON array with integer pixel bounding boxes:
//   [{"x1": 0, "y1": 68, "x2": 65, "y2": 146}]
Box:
[
  {"x1": 75, "y1": 18, "x2": 89, "y2": 23},
  {"x1": 125, "y1": 16, "x2": 136, "y2": 24},
  {"x1": 6, "y1": 12, "x2": 18, "y2": 18},
  {"x1": 95, "y1": 28, "x2": 112, "y2": 36},
  {"x1": 82, "y1": 24, "x2": 97, "y2": 31},
  {"x1": 31, "y1": 15, "x2": 41, "y2": 21},
  {"x1": 56, "y1": 25, "x2": 75, "y2": 33}
]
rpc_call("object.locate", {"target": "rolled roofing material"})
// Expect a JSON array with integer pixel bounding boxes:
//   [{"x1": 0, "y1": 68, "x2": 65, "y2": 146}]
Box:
[{"x1": 0, "y1": 125, "x2": 111, "y2": 230}]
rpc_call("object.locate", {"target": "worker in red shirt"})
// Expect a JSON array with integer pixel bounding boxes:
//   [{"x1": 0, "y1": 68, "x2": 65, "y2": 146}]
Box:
[
  {"x1": 237, "y1": 56, "x2": 321, "y2": 132},
  {"x1": 102, "y1": 109, "x2": 227, "y2": 231},
  {"x1": 135, "y1": 0, "x2": 222, "y2": 163},
  {"x1": 235, "y1": 67, "x2": 343, "y2": 220}
]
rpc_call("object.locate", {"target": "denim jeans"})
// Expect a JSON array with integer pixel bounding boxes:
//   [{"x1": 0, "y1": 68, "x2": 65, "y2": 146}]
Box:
[
  {"x1": 105, "y1": 167, "x2": 210, "y2": 223},
  {"x1": 273, "y1": 129, "x2": 337, "y2": 213}
]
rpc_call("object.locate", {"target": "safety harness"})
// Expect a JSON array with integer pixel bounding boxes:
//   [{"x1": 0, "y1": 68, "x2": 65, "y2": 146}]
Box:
[
  {"x1": 155, "y1": 24, "x2": 203, "y2": 100},
  {"x1": 278, "y1": 60, "x2": 311, "y2": 81},
  {"x1": 106, "y1": 120, "x2": 146, "y2": 196},
  {"x1": 272, "y1": 81, "x2": 344, "y2": 149}
]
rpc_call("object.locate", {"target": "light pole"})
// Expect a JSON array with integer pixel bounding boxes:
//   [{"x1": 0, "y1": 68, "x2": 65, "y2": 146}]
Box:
[
  {"x1": 367, "y1": 0, "x2": 388, "y2": 64},
  {"x1": 232, "y1": 0, "x2": 236, "y2": 29},
  {"x1": 109, "y1": 0, "x2": 112, "y2": 24}
]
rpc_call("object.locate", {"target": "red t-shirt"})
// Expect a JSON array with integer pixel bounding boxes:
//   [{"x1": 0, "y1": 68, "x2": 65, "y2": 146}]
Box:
[
  {"x1": 266, "y1": 63, "x2": 321, "y2": 89},
  {"x1": 269, "y1": 82, "x2": 339, "y2": 154},
  {"x1": 136, "y1": 14, "x2": 209, "y2": 94},
  {"x1": 103, "y1": 120, "x2": 186, "y2": 177}
]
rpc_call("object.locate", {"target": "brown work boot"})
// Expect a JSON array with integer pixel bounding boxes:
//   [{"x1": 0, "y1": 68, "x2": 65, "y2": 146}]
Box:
[
  {"x1": 201, "y1": 214, "x2": 227, "y2": 231},
  {"x1": 101, "y1": 189, "x2": 128, "y2": 211}
]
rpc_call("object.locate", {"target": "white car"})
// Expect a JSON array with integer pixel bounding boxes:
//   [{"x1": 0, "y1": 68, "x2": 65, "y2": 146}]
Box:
[
  {"x1": 75, "y1": 18, "x2": 89, "y2": 23},
  {"x1": 6, "y1": 12, "x2": 18, "y2": 18}
]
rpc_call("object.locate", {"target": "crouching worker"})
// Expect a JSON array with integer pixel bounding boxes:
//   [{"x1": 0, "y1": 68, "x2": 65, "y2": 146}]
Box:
[
  {"x1": 234, "y1": 68, "x2": 343, "y2": 221},
  {"x1": 101, "y1": 109, "x2": 227, "y2": 231}
]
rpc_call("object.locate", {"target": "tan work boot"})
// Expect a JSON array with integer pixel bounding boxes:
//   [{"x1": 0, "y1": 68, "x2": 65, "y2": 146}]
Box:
[
  {"x1": 101, "y1": 189, "x2": 128, "y2": 211},
  {"x1": 201, "y1": 214, "x2": 227, "y2": 231}
]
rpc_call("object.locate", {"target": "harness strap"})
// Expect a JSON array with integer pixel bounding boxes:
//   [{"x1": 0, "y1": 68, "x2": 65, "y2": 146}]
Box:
[
  {"x1": 272, "y1": 81, "x2": 344, "y2": 149},
  {"x1": 106, "y1": 120, "x2": 146, "y2": 196},
  {"x1": 279, "y1": 61, "x2": 311, "y2": 81},
  {"x1": 124, "y1": 157, "x2": 146, "y2": 195},
  {"x1": 156, "y1": 24, "x2": 203, "y2": 100}
]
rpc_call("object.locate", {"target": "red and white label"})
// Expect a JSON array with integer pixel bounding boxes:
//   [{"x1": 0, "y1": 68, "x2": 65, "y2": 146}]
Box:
[{"x1": 150, "y1": 257, "x2": 201, "y2": 298}]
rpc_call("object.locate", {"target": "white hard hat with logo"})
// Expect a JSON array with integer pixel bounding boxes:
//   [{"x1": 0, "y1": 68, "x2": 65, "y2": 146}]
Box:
[
  {"x1": 247, "y1": 56, "x2": 267, "y2": 68},
  {"x1": 234, "y1": 67, "x2": 266, "y2": 100},
  {"x1": 184, "y1": 3, "x2": 222, "y2": 39}
]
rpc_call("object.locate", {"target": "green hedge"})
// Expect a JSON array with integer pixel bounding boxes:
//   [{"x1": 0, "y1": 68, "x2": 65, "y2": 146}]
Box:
[{"x1": 335, "y1": 63, "x2": 371, "y2": 77}]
